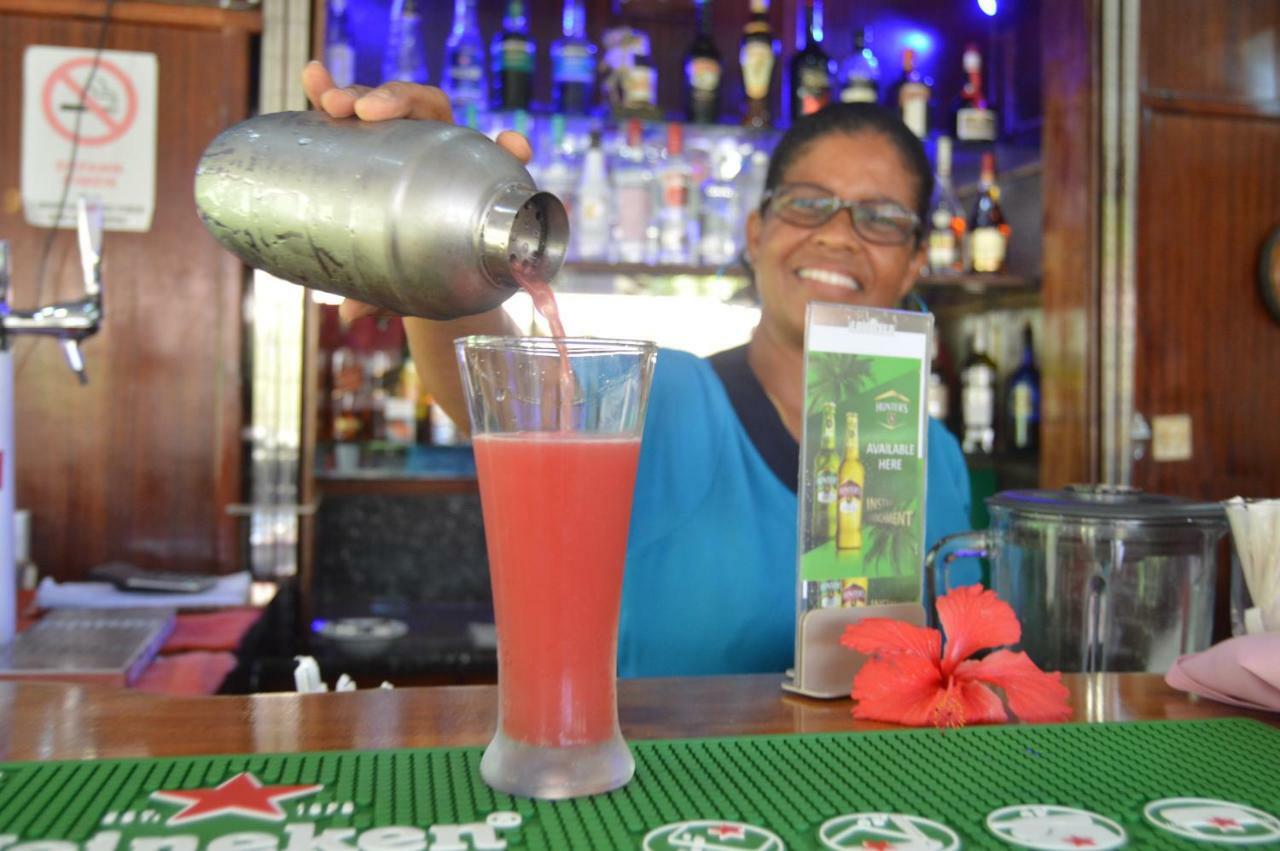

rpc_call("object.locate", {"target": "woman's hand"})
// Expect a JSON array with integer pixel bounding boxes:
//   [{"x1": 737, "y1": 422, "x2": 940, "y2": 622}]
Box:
[{"x1": 299, "y1": 61, "x2": 535, "y2": 323}]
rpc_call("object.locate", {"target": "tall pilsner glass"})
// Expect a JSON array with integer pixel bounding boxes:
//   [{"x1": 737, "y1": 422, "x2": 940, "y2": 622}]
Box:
[{"x1": 455, "y1": 336, "x2": 657, "y2": 799}]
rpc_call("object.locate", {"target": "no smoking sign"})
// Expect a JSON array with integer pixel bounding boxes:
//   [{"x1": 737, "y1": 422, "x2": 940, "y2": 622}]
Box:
[{"x1": 22, "y1": 45, "x2": 157, "y2": 232}]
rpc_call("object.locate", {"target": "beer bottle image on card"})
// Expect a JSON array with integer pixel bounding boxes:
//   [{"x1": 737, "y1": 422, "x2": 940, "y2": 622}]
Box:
[
  {"x1": 836, "y1": 412, "x2": 865, "y2": 551},
  {"x1": 811, "y1": 401, "x2": 840, "y2": 546}
]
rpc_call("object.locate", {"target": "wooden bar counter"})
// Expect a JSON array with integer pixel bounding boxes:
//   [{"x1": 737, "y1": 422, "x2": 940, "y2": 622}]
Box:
[{"x1": 0, "y1": 673, "x2": 1272, "y2": 762}]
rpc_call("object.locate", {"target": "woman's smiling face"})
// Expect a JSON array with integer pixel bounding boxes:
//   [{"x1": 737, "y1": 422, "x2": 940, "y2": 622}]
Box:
[{"x1": 745, "y1": 131, "x2": 928, "y2": 347}]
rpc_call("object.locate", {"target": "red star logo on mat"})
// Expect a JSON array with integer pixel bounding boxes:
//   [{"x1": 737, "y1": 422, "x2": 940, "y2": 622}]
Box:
[
  {"x1": 862, "y1": 841, "x2": 894, "y2": 850},
  {"x1": 708, "y1": 824, "x2": 745, "y2": 840},
  {"x1": 1209, "y1": 817, "x2": 1242, "y2": 830},
  {"x1": 1063, "y1": 838, "x2": 1096, "y2": 848},
  {"x1": 151, "y1": 772, "x2": 324, "y2": 825}
]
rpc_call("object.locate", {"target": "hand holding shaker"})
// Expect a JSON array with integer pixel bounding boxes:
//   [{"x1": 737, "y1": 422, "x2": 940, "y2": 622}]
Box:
[{"x1": 193, "y1": 111, "x2": 568, "y2": 318}]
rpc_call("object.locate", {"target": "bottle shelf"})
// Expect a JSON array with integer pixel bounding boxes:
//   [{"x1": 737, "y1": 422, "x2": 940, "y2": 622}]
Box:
[
  {"x1": 561, "y1": 260, "x2": 748, "y2": 278},
  {"x1": 559, "y1": 261, "x2": 1038, "y2": 299}
]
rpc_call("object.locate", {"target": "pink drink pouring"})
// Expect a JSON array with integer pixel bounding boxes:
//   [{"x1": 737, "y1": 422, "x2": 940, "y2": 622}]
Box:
[{"x1": 472, "y1": 433, "x2": 641, "y2": 746}]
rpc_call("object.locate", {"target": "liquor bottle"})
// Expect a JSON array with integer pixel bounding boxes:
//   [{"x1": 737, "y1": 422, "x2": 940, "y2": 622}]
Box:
[
  {"x1": 383, "y1": 0, "x2": 429, "y2": 85},
  {"x1": 491, "y1": 0, "x2": 535, "y2": 111},
  {"x1": 835, "y1": 411, "x2": 865, "y2": 551},
  {"x1": 838, "y1": 27, "x2": 879, "y2": 104},
  {"x1": 961, "y1": 326, "x2": 998, "y2": 455},
  {"x1": 789, "y1": 0, "x2": 832, "y2": 123},
  {"x1": 967, "y1": 151, "x2": 1010, "y2": 273},
  {"x1": 927, "y1": 136, "x2": 965, "y2": 275},
  {"x1": 890, "y1": 48, "x2": 930, "y2": 139},
  {"x1": 621, "y1": 34, "x2": 661, "y2": 118},
  {"x1": 552, "y1": 0, "x2": 596, "y2": 115},
  {"x1": 537, "y1": 114, "x2": 578, "y2": 221},
  {"x1": 574, "y1": 130, "x2": 611, "y2": 261},
  {"x1": 952, "y1": 43, "x2": 997, "y2": 144},
  {"x1": 444, "y1": 0, "x2": 487, "y2": 112},
  {"x1": 926, "y1": 335, "x2": 950, "y2": 423},
  {"x1": 699, "y1": 140, "x2": 742, "y2": 266},
  {"x1": 657, "y1": 122, "x2": 694, "y2": 264},
  {"x1": 811, "y1": 401, "x2": 839, "y2": 547},
  {"x1": 612, "y1": 119, "x2": 655, "y2": 264},
  {"x1": 325, "y1": 0, "x2": 357, "y2": 89},
  {"x1": 739, "y1": 0, "x2": 778, "y2": 128},
  {"x1": 1006, "y1": 323, "x2": 1041, "y2": 454},
  {"x1": 685, "y1": 0, "x2": 723, "y2": 123}
]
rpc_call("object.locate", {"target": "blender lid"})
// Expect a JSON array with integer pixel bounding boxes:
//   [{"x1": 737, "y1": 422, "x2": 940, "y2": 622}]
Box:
[{"x1": 988, "y1": 484, "x2": 1226, "y2": 523}]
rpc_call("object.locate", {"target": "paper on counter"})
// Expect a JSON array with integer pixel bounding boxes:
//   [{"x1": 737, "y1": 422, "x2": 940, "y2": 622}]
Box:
[{"x1": 34, "y1": 571, "x2": 252, "y2": 610}]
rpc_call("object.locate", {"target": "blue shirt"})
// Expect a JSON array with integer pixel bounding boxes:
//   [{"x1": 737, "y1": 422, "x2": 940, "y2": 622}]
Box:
[{"x1": 617, "y1": 347, "x2": 972, "y2": 678}]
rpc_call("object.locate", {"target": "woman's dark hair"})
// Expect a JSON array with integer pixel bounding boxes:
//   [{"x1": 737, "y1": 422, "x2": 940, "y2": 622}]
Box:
[{"x1": 764, "y1": 102, "x2": 934, "y2": 244}]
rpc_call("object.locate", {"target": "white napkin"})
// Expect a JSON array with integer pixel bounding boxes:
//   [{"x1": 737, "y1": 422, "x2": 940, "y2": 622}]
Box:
[{"x1": 1225, "y1": 497, "x2": 1280, "y2": 633}]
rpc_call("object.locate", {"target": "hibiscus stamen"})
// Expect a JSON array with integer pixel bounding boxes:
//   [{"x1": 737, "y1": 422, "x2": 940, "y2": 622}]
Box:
[{"x1": 932, "y1": 677, "x2": 965, "y2": 729}]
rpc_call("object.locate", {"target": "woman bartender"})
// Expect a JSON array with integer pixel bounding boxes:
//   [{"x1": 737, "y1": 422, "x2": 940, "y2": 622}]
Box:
[{"x1": 301, "y1": 62, "x2": 971, "y2": 678}]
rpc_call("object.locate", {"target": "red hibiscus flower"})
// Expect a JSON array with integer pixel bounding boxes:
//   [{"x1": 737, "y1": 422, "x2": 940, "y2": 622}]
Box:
[{"x1": 840, "y1": 584, "x2": 1072, "y2": 728}]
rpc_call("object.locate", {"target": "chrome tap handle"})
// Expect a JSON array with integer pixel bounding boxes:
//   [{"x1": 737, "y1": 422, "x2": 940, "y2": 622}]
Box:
[
  {"x1": 61, "y1": 338, "x2": 88, "y2": 385},
  {"x1": 76, "y1": 198, "x2": 103, "y2": 300},
  {"x1": 0, "y1": 240, "x2": 10, "y2": 312}
]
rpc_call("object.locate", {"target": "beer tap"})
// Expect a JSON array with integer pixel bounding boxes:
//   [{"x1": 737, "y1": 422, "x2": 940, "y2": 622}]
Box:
[
  {"x1": 1, "y1": 199, "x2": 104, "y2": 384},
  {"x1": 0, "y1": 197, "x2": 104, "y2": 645}
]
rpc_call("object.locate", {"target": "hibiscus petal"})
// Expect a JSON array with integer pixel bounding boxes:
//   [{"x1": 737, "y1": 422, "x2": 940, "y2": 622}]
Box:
[
  {"x1": 937, "y1": 584, "x2": 1022, "y2": 673},
  {"x1": 958, "y1": 650, "x2": 1074, "y2": 723},
  {"x1": 841, "y1": 618, "x2": 942, "y2": 660},
  {"x1": 958, "y1": 680, "x2": 1009, "y2": 725},
  {"x1": 851, "y1": 655, "x2": 946, "y2": 726}
]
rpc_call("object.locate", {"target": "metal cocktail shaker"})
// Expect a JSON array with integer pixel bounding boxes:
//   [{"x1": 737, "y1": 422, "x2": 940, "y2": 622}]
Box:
[{"x1": 194, "y1": 111, "x2": 568, "y2": 318}]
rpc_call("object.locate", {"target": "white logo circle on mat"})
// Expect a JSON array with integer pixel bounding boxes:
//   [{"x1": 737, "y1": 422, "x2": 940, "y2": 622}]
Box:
[
  {"x1": 643, "y1": 819, "x2": 785, "y2": 850},
  {"x1": 1144, "y1": 797, "x2": 1280, "y2": 844},
  {"x1": 819, "y1": 812, "x2": 960, "y2": 850},
  {"x1": 986, "y1": 804, "x2": 1127, "y2": 850}
]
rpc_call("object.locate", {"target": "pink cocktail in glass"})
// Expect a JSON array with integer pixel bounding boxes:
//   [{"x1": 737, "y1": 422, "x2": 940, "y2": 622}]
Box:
[{"x1": 456, "y1": 336, "x2": 656, "y2": 799}]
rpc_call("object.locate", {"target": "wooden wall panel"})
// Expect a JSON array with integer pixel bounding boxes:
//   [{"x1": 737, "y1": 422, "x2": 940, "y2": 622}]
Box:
[
  {"x1": 1141, "y1": 0, "x2": 1280, "y2": 111},
  {"x1": 0, "y1": 4, "x2": 256, "y2": 578},
  {"x1": 1132, "y1": 110, "x2": 1280, "y2": 498},
  {"x1": 1130, "y1": 0, "x2": 1280, "y2": 500}
]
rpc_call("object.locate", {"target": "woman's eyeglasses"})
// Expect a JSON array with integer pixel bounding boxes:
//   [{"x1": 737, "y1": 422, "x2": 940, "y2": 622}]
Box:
[{"x1": 761, "y1": 183, "x2": 921, "y2": 246}]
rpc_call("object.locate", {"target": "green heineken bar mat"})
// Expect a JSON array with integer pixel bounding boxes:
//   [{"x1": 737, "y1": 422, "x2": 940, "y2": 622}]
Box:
[{"x1": 1, "y1": 719, "x2": 1278, "y2": 849}]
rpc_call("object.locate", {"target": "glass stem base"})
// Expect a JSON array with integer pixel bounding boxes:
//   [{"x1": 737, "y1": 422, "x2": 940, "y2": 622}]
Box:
[{"x1": 480, "y1": 729, "x2": 634, "y2": 799}]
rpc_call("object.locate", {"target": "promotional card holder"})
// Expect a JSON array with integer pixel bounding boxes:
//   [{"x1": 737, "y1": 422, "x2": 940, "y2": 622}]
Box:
[{"x1": 783, "y1": 303, "x2": 933, "y2": 699}]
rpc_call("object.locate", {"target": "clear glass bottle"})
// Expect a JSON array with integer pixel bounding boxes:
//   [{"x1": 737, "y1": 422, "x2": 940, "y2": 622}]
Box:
[
  {"x1": 961, "y1": 324, "x2": 998, "y2": 455},
  {"x1": 838, "y1": 27, "x2": 879, "y2": 104},
  {"x1": 699, "y1": 141, "x2": 742, "y2": 266},
  {"x1": 552, "y1": 0, "x2": 596, "y2": 115},
  {"x1": 574, "y1": 130, "x2": 612, "y2": 261},
  {"x1": 491, "y1": 0, "x2": 535, "y2": 111},
  {"x1": 685, "y1": 0, "x2": 723, "y2": 123},
  {"x1": 612, "y1": 119, "x2": 655, "y2": 264},
  {"x1": 325, "y1": 0, "x2": 357, "y2": 89},
  {"x1": 657, "y1": 123, "x2": 693, "y2": 264},
  {"x1": 383, "y1": 0, "x2": 429, "y2": 85},
  {"x1": 928, "y1": 136, "x2": 965, "y2": 276},
  {"x1": 927, "y1": 335, "x2": 950, "y2": 423},
  {"x1": 537, "y1": 114, "x2": 578, "y2": 224},
  {"x1": 444, "y1": 0, "x2": 487, "y2": 112}
]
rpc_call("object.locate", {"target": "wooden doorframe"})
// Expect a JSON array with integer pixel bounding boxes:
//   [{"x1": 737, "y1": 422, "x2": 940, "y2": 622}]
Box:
[{"x1": 1040, "y1": 0, "x2": 1106, "y2": 488}]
